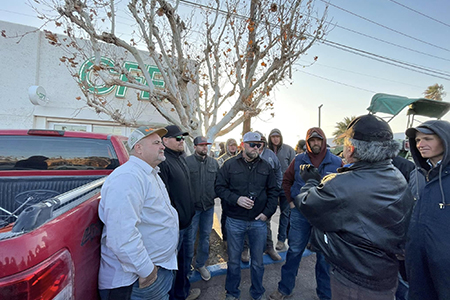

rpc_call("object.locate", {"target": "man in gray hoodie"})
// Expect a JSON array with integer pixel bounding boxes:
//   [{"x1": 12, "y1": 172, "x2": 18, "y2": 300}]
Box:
[{"x1": 268, "y1": 129, "x2": 296, "y2": 250}]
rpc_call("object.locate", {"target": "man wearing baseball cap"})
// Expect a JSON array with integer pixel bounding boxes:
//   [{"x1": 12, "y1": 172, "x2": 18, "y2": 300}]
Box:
[
  {"x1": 296, "y1": 114, "x2": 414, "y2": 300},
  {"x1": 159, "y1": 125, "x2": 200, "y2": 300},
  {"x1": 99, "y1": 126, "x2": 179, "y2": 300},
  {"x1": 185, "y1": 136, "x2": 219, "y2": 282},
  {"x1": 216, "y1": 131, "x2": 278, "y2": 300},
  {"x1": 405, "y1": 120, "x2": 450, "y2": 300}
]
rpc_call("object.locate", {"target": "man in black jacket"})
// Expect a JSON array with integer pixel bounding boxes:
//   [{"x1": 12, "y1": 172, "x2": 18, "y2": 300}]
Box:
[
  {"x1": 296, "y1": 114, "x2": 414, "y2": 300},
  {"x1": 159, "y1": 125, "x2": 200, "y2": 300},
  {"x1": 185, "y1": 136, "x2": 219, "y2": 282},
  {"x1": 216, "y1": 131, "x2": 278, "y2": 300}
]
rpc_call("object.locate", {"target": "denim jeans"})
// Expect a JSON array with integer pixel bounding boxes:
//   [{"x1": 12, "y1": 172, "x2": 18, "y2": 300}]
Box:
[
  {"x1": 190, "y1": 208, "x2": 214, "y2": 268},
  {"x1": 330, "y1": 268, "x2": 397, "y2": 300},
  {"x1": 131, "y1": 268, "x2": 175, "y2": 300},
  {"x1": 170, "y1": 223, "x2": 194, "y2": 300},
  {"x1": 278, "y1": 208, "x2": 331, "y2": 300},
  {"x1": 277, "y1": 198, "x2": 290, "y2": 243},
  {"x1": 99, "y1": 284, "x2": 133, "y2": 300},
  {"x1": 226, "y1": 217, "x2": 267, "y2": 300},
  {"x1": 243, "y1": 217, "x2": 273, "y2": 251}
]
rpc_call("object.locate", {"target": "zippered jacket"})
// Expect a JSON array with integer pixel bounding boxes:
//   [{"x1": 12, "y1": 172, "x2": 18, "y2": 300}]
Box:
[
  {"x1": 298, "y1": 160, "x2": 414, "y2": 291},
  {"x1": 215, "y1": 153, "x2": 278, "y2": 221},
  {"x1": 186, "y1": 153, "x2": 219, "y2": 211}
]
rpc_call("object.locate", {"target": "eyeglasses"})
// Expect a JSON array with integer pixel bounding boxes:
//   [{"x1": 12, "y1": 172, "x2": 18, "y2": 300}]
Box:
[
  {"x1": 247, "y1": 142, "x2": 262, "y2": 148},
  {"x1": 175, "y1": 136, "x2": 185, "y2": 141}
]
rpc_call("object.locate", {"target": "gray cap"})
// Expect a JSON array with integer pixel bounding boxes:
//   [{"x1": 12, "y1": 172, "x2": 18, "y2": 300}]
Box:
[
  {"x1": 405, "y1": 126, "x2": 436, "y2": 138},
  {"x1": 129, "y1": 126, "x2": 167, "y2": 149},
  {"x1": 243, "y1": 132, "x2": 262, "y2": 143}
]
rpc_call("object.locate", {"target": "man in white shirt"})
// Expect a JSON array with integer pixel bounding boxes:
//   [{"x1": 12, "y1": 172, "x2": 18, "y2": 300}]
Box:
[{"x1": 98, "y1": 126, "x2": 179, "y2": 300}]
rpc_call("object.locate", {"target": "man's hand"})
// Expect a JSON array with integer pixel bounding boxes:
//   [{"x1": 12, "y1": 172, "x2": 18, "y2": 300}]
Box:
[
  {"x1": 237, "y1": 196, "x2": 255, "y2": 210},
  {"x1": 139, "y1": 266, "x2": 159, "y2": 289},
  {"x1": 299, "y1": 164, "x2": 322, "y2": 183},
  {"x1": 255, "y1": 213, "x2": 268, "y2": 221},
  {"x1": 289, "y1": 202, "x2": 295, "y2": 209}
]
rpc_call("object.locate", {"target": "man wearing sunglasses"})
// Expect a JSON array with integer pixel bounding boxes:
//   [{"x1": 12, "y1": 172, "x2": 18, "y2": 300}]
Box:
[
  {"x1": 215, "y1": 131, "x2": 278, "y2": 300},
  {"x1": 159, "y1": 125, "x2": 200, "y2": 300}
]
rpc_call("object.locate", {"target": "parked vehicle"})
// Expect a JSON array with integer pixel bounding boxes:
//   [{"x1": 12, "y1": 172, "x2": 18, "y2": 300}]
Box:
[{"x1": 0, "y1": 129, "x2": 130, "y2": 300}]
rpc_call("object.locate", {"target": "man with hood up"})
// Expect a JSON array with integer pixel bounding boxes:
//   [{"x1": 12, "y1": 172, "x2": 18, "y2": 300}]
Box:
[
  {"x1": 296, "y1": 115, "x2": 414, "y2": 300},
  {"x1": 268, "y1": 129, "x2": 296, "y2": 251},
  {"x1": 217, "y1": 138, "x2": 239, "y2": 167},
  {"x1": 269, "y1": 127, "x2": 342, "y2": 300},
  {"x1": 405, "y1": 120, "x2": 450, "y2": 300}
]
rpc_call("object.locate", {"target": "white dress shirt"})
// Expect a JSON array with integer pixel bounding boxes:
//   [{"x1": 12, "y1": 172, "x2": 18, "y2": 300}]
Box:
[{"x1": 98, "y1": 156, "x2": 179, "y2": 289}]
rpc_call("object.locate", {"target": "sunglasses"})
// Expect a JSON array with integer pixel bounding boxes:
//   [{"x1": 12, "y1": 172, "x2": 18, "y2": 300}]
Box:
[
  {"x1": 247, "y1": 142, "x2": 262, "y2": 148},
  {"x1": 175, "y1": 136, "x2": 185, "y2": 141}
]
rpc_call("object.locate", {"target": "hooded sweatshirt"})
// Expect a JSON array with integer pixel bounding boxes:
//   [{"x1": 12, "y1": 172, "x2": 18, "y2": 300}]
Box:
[
  {"x1": 268, "y1": 128, "x2": 296, "y2": 174},
  {"x1": 406, "y1": 120, "x2": 450, "y2": 299},
  {"x1": 282, "y1": 127, "x2": 342, "y2": 203},
  {"x1": 217, "y1": 138, "x2": 238, "y2": 167}
]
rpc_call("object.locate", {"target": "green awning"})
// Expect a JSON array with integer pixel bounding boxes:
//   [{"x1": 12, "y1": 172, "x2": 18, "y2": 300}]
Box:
[{"x1": 367, "y1": 93, "x2": 450, "y2": 119}]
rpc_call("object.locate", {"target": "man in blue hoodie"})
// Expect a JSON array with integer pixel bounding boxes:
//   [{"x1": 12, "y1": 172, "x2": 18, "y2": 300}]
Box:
[
  {"x1": 269, "y1": 127, "x2": 342, "y2": 300},
  {"x1": 405, "y1": 120, "x2": 450, "y2": 300}
]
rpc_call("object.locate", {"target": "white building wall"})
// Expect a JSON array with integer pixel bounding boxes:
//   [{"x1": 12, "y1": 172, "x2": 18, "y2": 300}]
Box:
[{"x1": 0, "y1": 20, "x2": 172, "y2": 135}]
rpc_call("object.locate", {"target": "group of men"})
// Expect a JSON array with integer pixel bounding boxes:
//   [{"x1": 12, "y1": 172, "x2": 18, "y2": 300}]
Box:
[{"x1": 97, "y1": 115, "x2": 450, "y2": 300}]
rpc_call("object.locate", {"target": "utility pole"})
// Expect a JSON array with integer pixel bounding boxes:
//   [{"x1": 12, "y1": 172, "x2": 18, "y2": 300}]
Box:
[
  {"x1": 318, "y1": 104, "x2": 323, "y2": 127},
  {"x1": 242, "y1": 0, "x2": 257, "y2": 135}
]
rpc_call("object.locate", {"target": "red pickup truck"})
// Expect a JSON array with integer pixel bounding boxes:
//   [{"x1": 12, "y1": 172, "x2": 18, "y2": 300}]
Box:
[{"x1": 0, "y1": 129, "x2": 130, "y2": 300}]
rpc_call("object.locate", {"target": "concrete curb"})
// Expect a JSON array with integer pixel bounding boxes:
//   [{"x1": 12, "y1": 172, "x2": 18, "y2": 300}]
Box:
[{"x1": 189, "y1": 249, "x2": 313, "y2": 283}]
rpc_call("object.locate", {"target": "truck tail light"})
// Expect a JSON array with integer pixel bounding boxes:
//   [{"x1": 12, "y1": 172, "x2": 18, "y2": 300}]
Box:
[
  {"x1": 27, "y1": 129, "x2": 64, "y2": 136},
  {"x1": 0, "y1": 249, "x2": 74, "y2": 300}
]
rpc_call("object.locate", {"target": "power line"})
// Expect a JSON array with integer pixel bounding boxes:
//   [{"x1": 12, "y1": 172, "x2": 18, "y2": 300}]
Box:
[
  {"x1": 333, "y1": 23, "x2": 450, "y2": 62},
  {"x1": 387, "y1": 0, "x2": 450, "y2": 28},
  {"x1": 298, "y1": 60, "x2": 424, "y2": 88},
  {"x1": 295, "y1": 68, "x2": 377, "y2": 93},
  {"x1": 320, "y1": 0, "x2": 450, "y2": 53},
  {"x1": 323, "y1": 40, "x2": 450, "y2": 81}
]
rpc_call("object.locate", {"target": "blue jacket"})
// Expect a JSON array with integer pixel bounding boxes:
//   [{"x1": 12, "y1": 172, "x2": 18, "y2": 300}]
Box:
[
  {"x1": 406, "y1": 120, "x2": 450, "y2": 300},
  {"x1": 289, "y1": 150, "x2": 342, "y2": 199}
]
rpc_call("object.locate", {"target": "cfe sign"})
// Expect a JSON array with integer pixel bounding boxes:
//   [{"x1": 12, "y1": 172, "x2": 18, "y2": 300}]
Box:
[{"x1": 78, "y1": 57, "x2": 165, "y2": 100}]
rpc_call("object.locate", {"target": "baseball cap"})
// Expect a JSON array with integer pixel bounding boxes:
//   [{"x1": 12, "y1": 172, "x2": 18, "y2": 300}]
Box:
[
  {"x1": 309, "y1": 131, "x2": 323, "y2": 140},
  {"x1": 163, "y1": 125, "x2": 189, "y2": 138},
  {"x1": 243, "y1": 132, "x2": 262, "y2": 143},
  {"x1": 269, "y1": 129, "x2": 281, "y2": 136},
  {"x1": 128, "y1": 126, "x2": 168, "y2": 149},
  {"x1": 194, "y1": 136, "x2": 211, "y2": 145},
  {"x1": 345, "y1": 114, "x2": 393, "y2": 142},
  {"x1": 405, "y1": 126, "x2": 436, "y2": 138}
]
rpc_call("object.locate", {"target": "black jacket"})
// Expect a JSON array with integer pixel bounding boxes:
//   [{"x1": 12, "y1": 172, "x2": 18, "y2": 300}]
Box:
[
  {"x1": 159, "y1": 147, "x2": 195, "y2": 229},
  {"x1": 297, "y1": 160, "x2": 414, "y2": 291},
  {"x1": 185, "y1": 153, "x2": 219, "y2": 211},
  {"x1": 215, "y1": 153, "x2": 278, "y2": 221}
]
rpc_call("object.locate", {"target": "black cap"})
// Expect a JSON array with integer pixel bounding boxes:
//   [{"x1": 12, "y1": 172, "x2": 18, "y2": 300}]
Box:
[
  {"x1": 194, "y1": 136, "x2": 211, "y2": 145},
  {"x1": 405, "y1": 126, "x2": 436, "y2": 138},
  {"x1": 309, "y1": 132, "x2": 323, "y2": 140},
  {"x1": 163, "y1": 125, "x2": 188, "y2": 138},
  {"x1": 345, "y1": 114, "x2": 393, "y2": 142}
]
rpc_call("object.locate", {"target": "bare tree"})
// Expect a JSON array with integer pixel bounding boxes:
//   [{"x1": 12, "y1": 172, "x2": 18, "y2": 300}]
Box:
[{"x1": 30, "y1": 0, "x2": 329, "y2": 142}]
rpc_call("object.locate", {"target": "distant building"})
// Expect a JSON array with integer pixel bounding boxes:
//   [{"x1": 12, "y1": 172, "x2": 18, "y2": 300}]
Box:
[{"x1": 0, "y1": 20, "x2": 188, "y2": 135}]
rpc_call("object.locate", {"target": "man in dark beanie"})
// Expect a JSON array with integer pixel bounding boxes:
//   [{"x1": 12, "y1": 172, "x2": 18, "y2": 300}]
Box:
[{"x1": 296, "y1": 114, "x2": 414, "y2": 300}]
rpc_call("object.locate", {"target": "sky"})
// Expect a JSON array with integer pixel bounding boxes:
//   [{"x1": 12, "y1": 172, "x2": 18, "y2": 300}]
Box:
[{"x1": 1, "y1": 0, "x2": 450, "y2": 147}]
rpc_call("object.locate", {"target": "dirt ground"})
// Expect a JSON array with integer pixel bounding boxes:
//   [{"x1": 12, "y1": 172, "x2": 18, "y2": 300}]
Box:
[{"x1": 193, "y1": 229, "x2": 228, "y2": 266}]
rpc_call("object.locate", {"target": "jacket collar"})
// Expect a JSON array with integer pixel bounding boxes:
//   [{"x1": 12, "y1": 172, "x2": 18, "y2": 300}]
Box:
[{"x1": 164, "y1": 147, "x2": 184, "y2": 158}]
